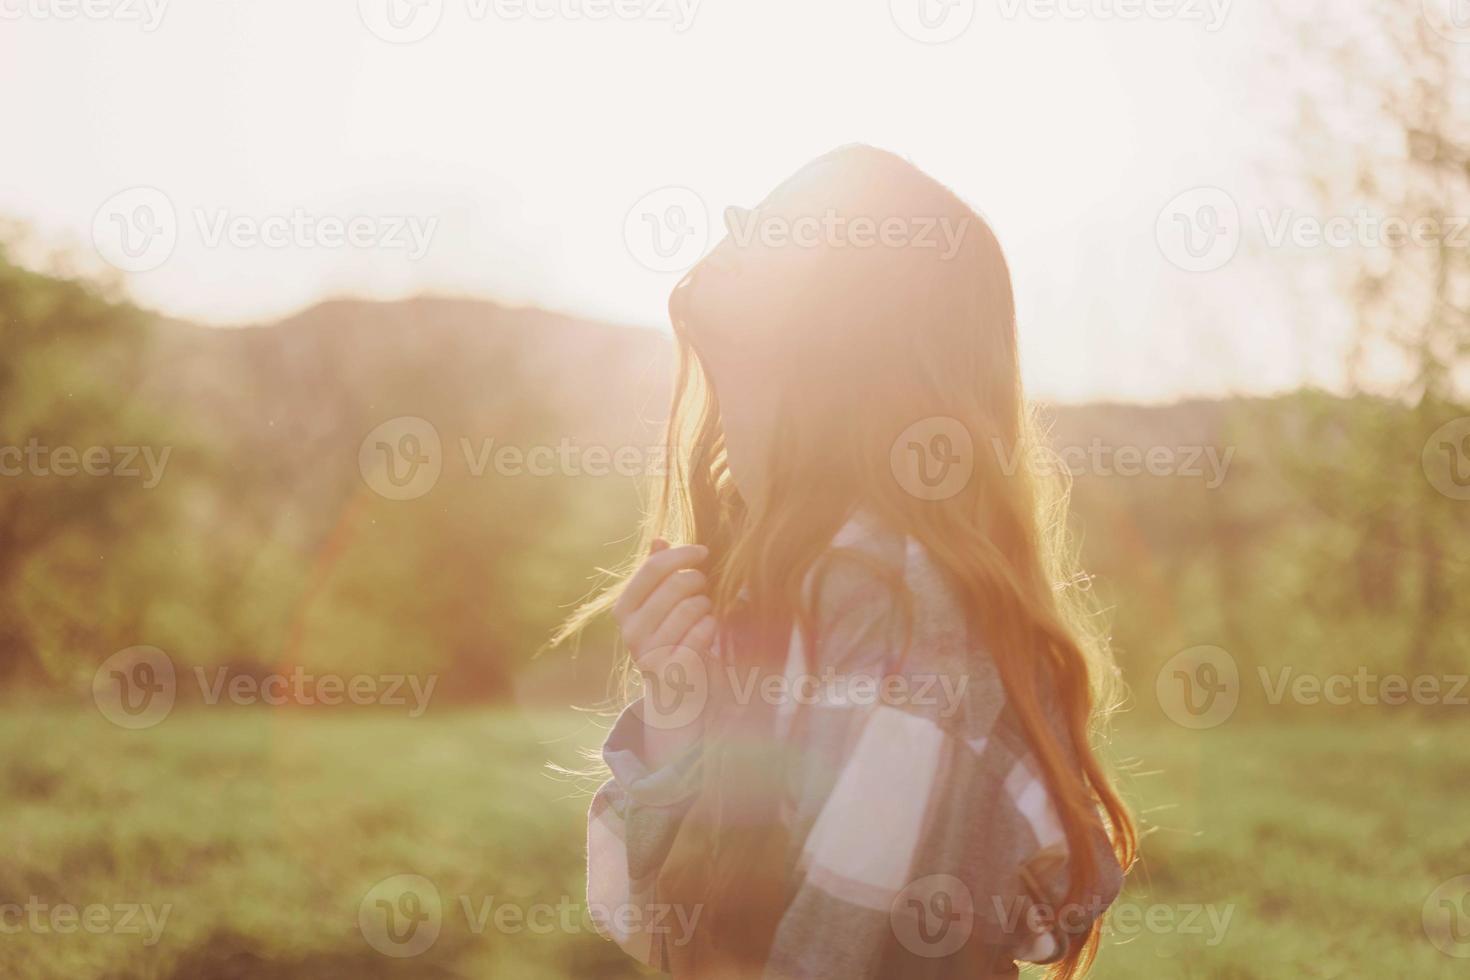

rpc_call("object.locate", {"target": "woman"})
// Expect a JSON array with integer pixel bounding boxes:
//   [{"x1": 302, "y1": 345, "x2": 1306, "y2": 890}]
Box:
[{"x1": 559, "y1": 145, "x2": 1135, "y2": 978}]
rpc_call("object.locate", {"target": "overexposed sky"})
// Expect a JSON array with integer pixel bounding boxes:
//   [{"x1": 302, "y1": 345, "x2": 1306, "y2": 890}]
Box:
[{"x1": 2, "y1": 0, "x2": 1356, "y2": 402}]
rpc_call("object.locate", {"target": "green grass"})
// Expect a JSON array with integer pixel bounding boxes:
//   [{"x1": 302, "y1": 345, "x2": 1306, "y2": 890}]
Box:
[{"x1": 0, "y1": 705, "x2": 1464, "y2": 978}]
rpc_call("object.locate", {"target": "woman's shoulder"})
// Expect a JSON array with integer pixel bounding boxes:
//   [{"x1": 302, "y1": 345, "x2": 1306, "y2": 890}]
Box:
[{"x1": 804, "y1": 511, "x2": 1013, "y2": 743}]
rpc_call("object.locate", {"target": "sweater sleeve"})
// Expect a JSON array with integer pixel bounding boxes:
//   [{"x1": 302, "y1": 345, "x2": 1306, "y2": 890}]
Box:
[
  {"x1": 763, "y1": 540, "x2": 1123, "y2": 979},
  {"x1": 586, "y1": 698, "x2": 703, "y2": 972}
]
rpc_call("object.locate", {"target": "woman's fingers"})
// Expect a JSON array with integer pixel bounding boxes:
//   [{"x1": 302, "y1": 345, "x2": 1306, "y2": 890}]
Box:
[
  {"x1": 637, "y1": 615, "x2": 717, "y2": 680},
  {"x1": 612, "y1": 543, "x2": 707, "y2": 621},
  {"x1": 644, "y1": 593, "x2": 713, "y2": 655},
  {"x1": 679, "y1": 614, "x2": 718, "y2": 656},
  {"x1": 624, "y1": 568, "x2": 707, "y2": 652}
]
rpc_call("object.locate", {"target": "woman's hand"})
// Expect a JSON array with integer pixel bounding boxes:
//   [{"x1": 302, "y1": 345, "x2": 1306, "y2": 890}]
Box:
[
  {"x1": 612, "y1": 539, "x2": 716, "y2": 763},
  {"x1": 613, "y1": 538, "x2": 716, "y2": 673}
]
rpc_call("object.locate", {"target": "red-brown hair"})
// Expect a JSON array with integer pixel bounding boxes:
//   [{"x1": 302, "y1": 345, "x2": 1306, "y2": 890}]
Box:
[{"x1": 559, "y1": 145, "x2": 1135, "y2": 977}]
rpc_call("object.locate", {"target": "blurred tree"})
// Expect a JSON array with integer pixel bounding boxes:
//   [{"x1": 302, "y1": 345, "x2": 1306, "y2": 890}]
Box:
[
  {"x1": 0, "y1": 249, "x2": 184, "y2": 681},
  {"x1": 1282, "y1": 1, "x2": 1470, "y2": 675}
]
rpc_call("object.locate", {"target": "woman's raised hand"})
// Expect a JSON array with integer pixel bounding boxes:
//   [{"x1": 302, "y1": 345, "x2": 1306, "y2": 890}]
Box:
[
  {"x1": 612, "y1": 539, "x2": 718, "y2": 753},
  {"x1": 612, "y1": 539, "x2": 717, "y2": 674}
]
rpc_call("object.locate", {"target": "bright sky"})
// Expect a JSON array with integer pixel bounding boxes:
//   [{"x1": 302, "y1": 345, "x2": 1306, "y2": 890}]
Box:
[{"x1": 1, "y1": 0, "x2": 1350, "y2": 403}]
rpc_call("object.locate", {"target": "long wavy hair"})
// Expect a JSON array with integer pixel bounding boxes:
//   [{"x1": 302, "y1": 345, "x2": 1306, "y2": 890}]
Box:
[{"x1": 557, "y1": 145, "x2": 1135, "y2": 978}]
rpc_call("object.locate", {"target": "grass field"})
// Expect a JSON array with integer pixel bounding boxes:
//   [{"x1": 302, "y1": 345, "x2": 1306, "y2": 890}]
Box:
[{"x1": 1, "y1": 704, "x2": 1464, "y2": 979}]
